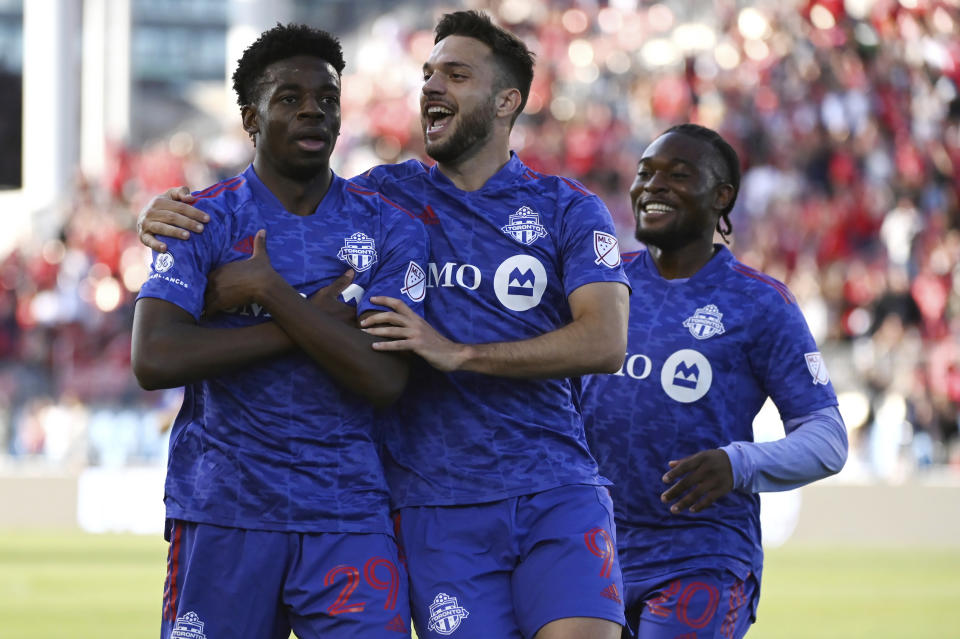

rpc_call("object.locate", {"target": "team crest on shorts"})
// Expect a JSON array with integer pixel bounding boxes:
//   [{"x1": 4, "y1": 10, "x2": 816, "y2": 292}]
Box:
[
  {"x1": 501, "y1": 206, "x2": 548, "y2": 246},
  {"x1": 426, "y1": 592, "x2": 470, "y2": 635},
  {"x1": 337, "y1": 232, "x2": 378, "y2": 272},
  {"x1": 683, "y1": 304, "x2": 726, "y2": 340},
  {"x1": 593, "y1": 231, "x2": 621, "y2": 268},
  {"x1": 805, "y1": 352, "x2": 831, "y2": 385},
  {"x1": 401, "y1": 260, "x2": 426, "y2": 302},
  {"x1": 170, "y1": 611, "x2": 206, "y2": 639}
]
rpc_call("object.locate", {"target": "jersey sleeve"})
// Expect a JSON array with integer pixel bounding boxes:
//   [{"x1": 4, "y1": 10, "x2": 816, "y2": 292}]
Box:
[
  {"x1": 136, "y1": 200, "x2": 229, "y2": 320},
  {"x1": 557, "y1": 192, "x2": 631, "y2": 297},
  {"x1": 356, "y1": 204, "x2": 429, "y2": 319},
  {"x1": 748, "y1": 289, "x2": 839, "y2": 421}
]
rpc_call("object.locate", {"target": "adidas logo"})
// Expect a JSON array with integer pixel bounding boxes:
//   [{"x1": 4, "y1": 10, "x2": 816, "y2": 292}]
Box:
[
  {"x1": 601, "y1": 583, "x2": 622, "y2": 604},
  {"x1": 232, "y1": 235, "x2": 256, "y2": 254},
  {"x1": 385, "y1": 614, "x2": 408, "y2": 633}
]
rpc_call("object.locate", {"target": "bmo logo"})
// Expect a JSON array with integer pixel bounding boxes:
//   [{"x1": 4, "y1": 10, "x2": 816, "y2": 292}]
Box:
[
  {"x1": 428, "y1": 262, "x2": 482, "y2": 290},
  {"x1": 614, "y1": 353, "x2": 653, "y2": 380},
  {"x1": 494, "y1": 255, "x2": 547, "y2": 311},
  {"x1": 661, "y1": 349, "x2": 712, "y2": 403},
  {"x1": 614, "y1": 349, "x2": 713, "y2": 403}
]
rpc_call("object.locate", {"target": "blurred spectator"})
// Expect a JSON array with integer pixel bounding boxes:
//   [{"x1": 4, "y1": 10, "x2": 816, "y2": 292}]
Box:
[{"x1": 1, "y1": 0, "x2": 957, "y2": 480}]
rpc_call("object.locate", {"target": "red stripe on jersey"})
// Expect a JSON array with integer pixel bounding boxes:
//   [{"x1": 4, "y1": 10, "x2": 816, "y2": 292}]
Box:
[
  {"x1": 560, "y1": 176, "x2": 591, "y2": 196},
  {"x1": 194, "y1": 177, "x2": 245, "y2": 200},
  {"x1": 621, "y1": 250, "x2": 642, "y2": 264},
  {"x1": 730, "y1": 262, "x2": 795, "y2": 304},
  {"x1": 345, "y1": 184, "x2": 419, "y2": 220}
]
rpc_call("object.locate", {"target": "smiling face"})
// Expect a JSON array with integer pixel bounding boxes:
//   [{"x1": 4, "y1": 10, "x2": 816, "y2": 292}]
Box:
[
  {"x1": 242, "y1": 55, "x2": 341, "y2": 181},
  {"x1": 420, "y1": 35, "x2": 501, "y2": 164},
  {"x1": 630, "y1": 131, "x2": 733, "y2": 252}
]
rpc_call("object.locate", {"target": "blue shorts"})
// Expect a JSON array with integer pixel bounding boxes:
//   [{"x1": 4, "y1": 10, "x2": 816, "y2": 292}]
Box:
[
  {"x1": 623, "y1": 569, "x2": 757, "y2": 639},
  {"x1": 161, "y1": 520, "x2": 411, "y2": 638},
  {"x1": 396, "y1": 485, "x2": 625, "y2": 638}
]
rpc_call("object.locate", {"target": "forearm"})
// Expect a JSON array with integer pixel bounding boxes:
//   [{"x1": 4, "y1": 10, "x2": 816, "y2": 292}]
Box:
[
  {"x1": 459, "y1": 318, "x2": 623, "y2": 378},
  {"x1": 132, "y1": 318, "x2": 294, "y2": 390},
  {"x1": 459, "y1": 281, "x2": 629, "y2": 378},
  {"x1": 259, "y1": 284, "x2": 409, "y2": 406},
  {"x1": 721, "y1": 406, "x2": 848, "y2": 493}
]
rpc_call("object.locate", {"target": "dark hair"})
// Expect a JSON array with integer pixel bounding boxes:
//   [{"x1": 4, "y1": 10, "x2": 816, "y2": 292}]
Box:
[
  {"x1": 662, "y1": 123, "x2": 741, "y2": 243},
  {"x1": 232, "y1": 23, "x2": 345, "y2": 108},
  {"x1": 435, "y1": 10, "x2": 535, "y2": 125}
]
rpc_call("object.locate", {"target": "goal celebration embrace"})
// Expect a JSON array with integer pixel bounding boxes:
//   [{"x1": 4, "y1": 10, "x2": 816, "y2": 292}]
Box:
[{"x1": 134, "y1": 10, "x2": 847, "y2": 639}]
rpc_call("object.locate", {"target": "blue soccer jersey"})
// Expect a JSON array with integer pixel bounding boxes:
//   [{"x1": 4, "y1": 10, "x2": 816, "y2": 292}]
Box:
[
  {"x1": 582, "y1": 246, "x2": 839, "y2": 583},
  {"x1": 137, "y1": 165, "x2": 428, "y2": 535},
  {"x1": 354, "y1": 153, "x2": 630, "y2": 507}
]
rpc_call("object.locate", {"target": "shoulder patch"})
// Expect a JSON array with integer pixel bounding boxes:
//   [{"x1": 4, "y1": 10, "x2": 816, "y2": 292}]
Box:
[
  {"x1": 593, "y1": 231, "x2": 621, "y2": 268},
  {"x1": 804, "y1": 352, "x2": 831, "y2": 385}
]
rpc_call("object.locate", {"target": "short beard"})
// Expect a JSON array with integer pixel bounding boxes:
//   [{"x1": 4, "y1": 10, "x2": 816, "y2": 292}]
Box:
[
  {"x1": 634, "y1": 223, "x2": 702, "y2": 252},
  {"x1": 424, "y1": 95, "x2": 497, "y2": 164}
]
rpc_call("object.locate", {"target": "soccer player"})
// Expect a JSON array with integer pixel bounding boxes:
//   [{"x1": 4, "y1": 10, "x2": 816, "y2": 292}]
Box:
[
  {"x1": 137, "y1": 11, "x2": 630, "y2": 639},
  {"x1": 580, "y1": 124, "x2": 849, "y2": 639},
  {"x1": 131, "y1": 25, "x2": 426, "y2": 639}
]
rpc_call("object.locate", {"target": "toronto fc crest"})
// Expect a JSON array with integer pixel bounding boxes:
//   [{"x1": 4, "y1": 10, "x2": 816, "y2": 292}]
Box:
[
  {"x1": 683, "y1": 304, "x2": 726, "y2": 340},
  {"x1": 337, "y1": 232, "x2": 378, "y2": 272},
  {"x1": 501, "y1": 206, "x2": 548, "y2": 245},
  {"x1": 426, "y1": 592, "x2": 470, "y2": 635},
  {"x1": 171, "y1": 611, "x2": 207, "y2": 639}
]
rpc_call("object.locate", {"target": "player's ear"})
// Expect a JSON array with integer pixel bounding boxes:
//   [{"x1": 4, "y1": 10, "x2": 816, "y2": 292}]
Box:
[
  {"x1": 241, "y1": 105, "x2": 259, "y2": 144},
  {"x1": 713, "y1": 183, "x2": 735, "y2": 212},
  {"x1": 495, "y1": 87, "x2": 522, "y2": 121}
]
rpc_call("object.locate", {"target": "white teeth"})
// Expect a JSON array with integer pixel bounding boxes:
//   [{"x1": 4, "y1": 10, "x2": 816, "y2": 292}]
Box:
[
  {"x1": 644, "y1": 203, "x2": 674, "y2": 213},
  {"x1": 427, "y1": 106, "x2": 453, "y2": 116}
]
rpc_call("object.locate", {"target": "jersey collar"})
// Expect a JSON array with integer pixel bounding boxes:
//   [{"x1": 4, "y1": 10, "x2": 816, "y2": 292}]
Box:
[{"x1": 427, "y1": 151, "x2": 527, "y2": 192}]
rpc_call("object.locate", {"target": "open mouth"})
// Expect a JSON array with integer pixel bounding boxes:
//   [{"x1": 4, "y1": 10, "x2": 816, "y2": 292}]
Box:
[
  {"x1": 641, "y1": 202, "x2": 676, "y2": 217},
  {"x1": 425, "y1": 105, "x2": 454, "y2": 137}
]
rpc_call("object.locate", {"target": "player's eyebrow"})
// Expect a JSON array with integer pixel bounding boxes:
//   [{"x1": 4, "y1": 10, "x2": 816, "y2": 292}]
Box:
[
  {"x1": 273, "y1": 81, "x2": 339, "y2": 92},
  {"x1": 637, "y1": 158, "x2": 697, "y2": 170},
  {"x1": 423, "y1": 60, "x2": 475, "y2": 73}
]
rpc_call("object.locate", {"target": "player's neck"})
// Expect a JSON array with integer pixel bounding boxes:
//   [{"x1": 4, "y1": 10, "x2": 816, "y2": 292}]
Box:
[
  {"x1": 649, "y1": 242, "x2": 718, "y2": 280},
  {"x1": 253, "y1": 158, "x2": 333, "y2": 216},
  {"x1": 435, "y1": 132, "x2": 511, "y2": 192}
]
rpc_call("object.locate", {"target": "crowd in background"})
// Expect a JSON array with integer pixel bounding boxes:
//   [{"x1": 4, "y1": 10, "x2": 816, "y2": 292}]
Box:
[{"x1": 0, "y1": 0, "x2": 957, "y2": 482}]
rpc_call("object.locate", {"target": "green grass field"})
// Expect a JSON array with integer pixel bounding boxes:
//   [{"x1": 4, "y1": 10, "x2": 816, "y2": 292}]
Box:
[{"x1": 1, "y1": 531, "x2": 958, "y2": 638}]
